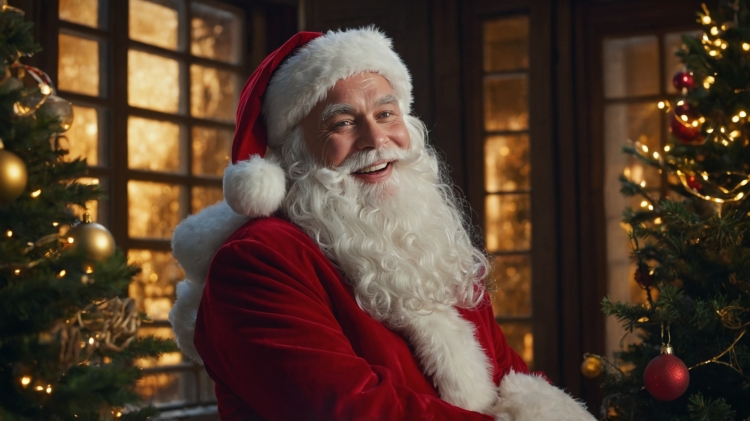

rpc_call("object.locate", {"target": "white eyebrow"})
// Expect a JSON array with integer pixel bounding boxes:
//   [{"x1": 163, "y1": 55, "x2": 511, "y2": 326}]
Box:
[
  {"x1": 375, "y1": 94, "x2": 398, "y2": 107},
  {"x1": 320, "y1": 103, "x2": 355, "y2": 122}
]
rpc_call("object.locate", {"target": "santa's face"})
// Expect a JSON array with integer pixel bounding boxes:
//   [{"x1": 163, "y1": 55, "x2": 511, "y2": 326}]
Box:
[{"x1": 300, "y1": 72, "x2": 410, "y2": 185}]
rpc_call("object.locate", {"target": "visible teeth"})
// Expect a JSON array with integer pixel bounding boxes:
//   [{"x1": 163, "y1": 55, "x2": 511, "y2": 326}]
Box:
[{"x1": 356, "y1": 162, "x2": 388, "y2": 173}]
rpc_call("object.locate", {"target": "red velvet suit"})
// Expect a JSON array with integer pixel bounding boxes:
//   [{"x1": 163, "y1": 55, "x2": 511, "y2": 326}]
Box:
[{"x1": 194, "y1": 216, "x2": 529, "y2": 420}]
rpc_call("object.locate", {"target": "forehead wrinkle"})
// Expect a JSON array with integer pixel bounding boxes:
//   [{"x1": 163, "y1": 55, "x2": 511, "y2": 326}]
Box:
[{"x1": 320, "y1": 103, "x2": 355, "y2": 122}]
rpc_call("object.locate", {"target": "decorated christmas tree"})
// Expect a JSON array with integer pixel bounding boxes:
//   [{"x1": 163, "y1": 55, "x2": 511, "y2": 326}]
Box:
[
  {"x1": 582, "y1": 1, "x2": 750, "y2": 420},
  {"x1": 0, "y1": 4, "x2": 175, "y2": 420}
]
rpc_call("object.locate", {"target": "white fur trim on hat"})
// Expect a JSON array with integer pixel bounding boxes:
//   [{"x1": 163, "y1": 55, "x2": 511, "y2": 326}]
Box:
[
  {"x1": 224, "y1": 154, "x2": 286, "y2": 217},
  {"x1": 263, "y1": 26, "x2": 413, "y2": 147},
  {"x1": 491, "y1": 371, "x2": 597, "y2": 421}
]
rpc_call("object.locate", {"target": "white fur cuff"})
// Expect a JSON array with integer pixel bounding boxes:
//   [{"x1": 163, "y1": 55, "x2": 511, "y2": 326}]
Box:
[
  {"x1": 169, "y1": 280, "x2": 206, "y2": 364},
  {"x1": 492, "y1": 371, "x2": 596, "y2": 421}
]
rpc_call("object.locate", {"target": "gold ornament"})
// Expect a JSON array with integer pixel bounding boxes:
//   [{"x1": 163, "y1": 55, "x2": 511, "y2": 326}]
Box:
[
  {"x1": 0, "y1": 141, "x2": 28, "y2": 205},
  {"x1": 48, "y1": 297, "x2": 139, "y2": 368},
  {"x1": 581, "y1": 355, "x2": 603, "y2": 378},
  {"x1": 10, "y1": 64, "x2": 53, "y2": 117},
  {"x1": 66, "y1": 214, "x2": 115, "y2": 265}
]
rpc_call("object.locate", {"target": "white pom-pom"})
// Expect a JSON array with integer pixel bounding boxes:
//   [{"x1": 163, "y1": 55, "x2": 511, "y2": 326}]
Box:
[{"x1": 224, "y1": 155, "x2": 286, "y2": 217}]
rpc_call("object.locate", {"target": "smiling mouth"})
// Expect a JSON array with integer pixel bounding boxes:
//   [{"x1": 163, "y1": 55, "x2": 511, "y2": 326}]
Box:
[{"x1": 353, "y1": 161, "x2": 391, "y2": 174}]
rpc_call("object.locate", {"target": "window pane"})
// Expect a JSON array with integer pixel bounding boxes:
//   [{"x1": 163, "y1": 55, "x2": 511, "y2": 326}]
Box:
[
  {"x1": 59, "y1": 0, "x2": 98, "y2": 28},
  {"x1": 127, "y1": 249, "x2": 183, "y2": 321},
  {"x1": 603, "y1": 36, "x2": 659, "y2": 99},
  {"x1": 485, "y1": 193, "x2": 531, "y2": 252},
  {"x1": 134, "y1": 327, "x2": 182, "y2": 367},
  {"x1": 192, "y1": 186, "x2": 223, "y2": 213},
  {"x1": 128, "y1": 50, "x2": 180, "y2": 113},
  {"x1": 484, "y1": 74, "x2": 528, "y2": 132},
  {"x1": 485, "y1": 134, "x2": 530, "y2": 193},
  {"x1": 136, "y1": 370, "x2": 196, "y2": 405},
  {"x1": 128, "y1": 117, "x2": 181, "y2": 172},
  {"x1": 491, "y1": 254, "x2": 531, "y2": 317},
  {"x1": 58, "y1": 34, "x2": 99, "y2": 96},
  {"x1": 190, "y1": 65, "x2": 237, "y2": 121},
  {"x1": 498, "y1": 321, "x2": 533, "y2": 368},
  {"x1": 192, "y1": 126, "x2": 232, "y2": 176},
  {"x1": 128, "y1": 181, "x2": 182, "y2": 239},
  {"x1": 603, "y1": 102, "x2": 662, "y2": 199},
  {"x1": 63, "y1": 105, "x2": 99, "y2": 166},
  {"x1": 129, "y1": 0, "x2": 179, "y2": 50},
  {"x1": 191, "y1": 2, "x2": 241, "y2": 63},
  {"x1": 483, "y1": 16, "x2": 528, "y2": 72},
  {"x1": 664, "y1": 31, "x2": 702, "y2": 94}
]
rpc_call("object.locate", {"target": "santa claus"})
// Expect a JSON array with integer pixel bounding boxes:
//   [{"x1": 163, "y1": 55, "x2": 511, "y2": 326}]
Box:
[{"x1": 169, "y1": 27, "x2": 596, "y2": 421}]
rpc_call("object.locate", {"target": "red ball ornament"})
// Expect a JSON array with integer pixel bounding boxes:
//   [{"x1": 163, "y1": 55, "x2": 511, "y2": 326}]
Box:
[
  {"x1": 670, "y1": 104, "x2": 703, "y2": 144},
  {"x1": 672, "y1": 70, "x2": 695, "y2": 90},
  {"x1": 643, "y1": 349, "x2": 690, "y2": 401},
  {"x1": 686, "y1": 175, "x2": 702, "y2": 191}
]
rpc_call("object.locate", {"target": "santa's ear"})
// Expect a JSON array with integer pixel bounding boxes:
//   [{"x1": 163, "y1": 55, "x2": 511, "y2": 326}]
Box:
[{"x1": 223, "y1": 154, "x2": 286, "y2": 218}]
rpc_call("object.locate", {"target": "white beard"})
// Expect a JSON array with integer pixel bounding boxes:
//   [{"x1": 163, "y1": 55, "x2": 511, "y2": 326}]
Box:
[{"x1": 276, "y1": 116, "x2": 489, "y2": 326}]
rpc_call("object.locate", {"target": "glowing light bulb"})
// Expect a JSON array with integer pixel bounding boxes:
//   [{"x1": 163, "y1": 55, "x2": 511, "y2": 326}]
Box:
[
  {"x1": 701, "y1": 15, "x2": 711, "y2": 24},
  {"x1": 710, "y1": 26, "x2": 719, "y2": 35},
  {"x1": 677, "y1": 100, "x2": 685, "y2": 106},
  {"x1": 31, "y1": 190, "x2": 41, "y2": 198},
  {"x1": 733, "y1": 115, "x2": 740, "y2": 122},
  {"x1": 52, "y1": 222, "x2": 59, "y2": 227},
  {"x1": 45, "y1": 385, "x2": 51, "y2": 394},
  {"x1": 740, "y1": 111, "x2": 747, "y2": 118},
  {"x1": 744, "y1": 43, "x2": 750, "y2": 51},
  {"x1": 664, "y1": 145, "x2": 671, "y2": 152},
  {"x1": 707, "y1": 128, "x2": 714, "y2": 133},
  {"x1": 654, "y1": 217, "x2": 662, "y2": 224},
  {"x1": 21, "y1": 376, "x2": 31, "y2": 386},
  {"x1": 681, "y1": 114, "x2": 689, "y2": 122},
  {"x1": 641, "y1": 200, "x2": 648, "y2": 208},
  {"x1": 709, "y1": 50, "x2": 718, "y2": 56},
  {"x1": 67, "y1": 237, "x2": 74, "y2": 244},
  {"x1": 653, "y1": 152, "x2": 660, "y2": 159},
  {"x1": 640, "y1": 181, "x2": 646, "y2": 187},
  {"x1": 648, "y1": 205, "x2": 654, "y2": 210},
  {"x1": 57, "y1": 270, "x2": 66, "y2": 278},
  {"x1": 6, "y1": 230, "x2": 11, "y2": 237},
  {"x1": 14, "y1": 269, "x2": 20, "y2": 275}
]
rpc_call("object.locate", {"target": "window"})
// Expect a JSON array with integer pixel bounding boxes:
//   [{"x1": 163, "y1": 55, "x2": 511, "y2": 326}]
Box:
[
  {"x1": 56, "y1": 0, "x2": 246, "y2": 412},
  {"x1": 480, "y1": 15, "x2": 533, "y2": 368},
  {"x1": 602, "y1": 28, "x2": 700, "y2": 358}
]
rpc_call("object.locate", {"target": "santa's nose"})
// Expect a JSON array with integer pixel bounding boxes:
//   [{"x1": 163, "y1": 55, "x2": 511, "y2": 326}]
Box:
[{"x1": 356, "y1": 120, "x2": 388, "y2": 150}]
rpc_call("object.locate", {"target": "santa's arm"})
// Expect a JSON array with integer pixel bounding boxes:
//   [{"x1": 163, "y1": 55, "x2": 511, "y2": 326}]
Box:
[
  {"x1": 196, "y1": 236, "x2": 493, "y2": 421},
  {"x1": 486, "y1": 309, "x2": 597, "y2": 421}
]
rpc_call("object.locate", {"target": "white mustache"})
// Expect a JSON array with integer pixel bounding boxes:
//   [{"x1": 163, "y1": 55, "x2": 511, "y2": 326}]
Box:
[{"x1": 337, "y1": 147, "x2": 416, "y2": 174}]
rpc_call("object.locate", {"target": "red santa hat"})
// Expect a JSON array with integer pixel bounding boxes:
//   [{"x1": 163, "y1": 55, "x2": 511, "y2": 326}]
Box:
[{"x1": 223, "y1": 26, "x2": 414, "y2": 218}]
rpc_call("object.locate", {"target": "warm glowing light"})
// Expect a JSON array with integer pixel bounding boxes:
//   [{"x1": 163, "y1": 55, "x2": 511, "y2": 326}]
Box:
[
  {"x1": 640, "y1": 200, "x2": 648, "y2": 208},
  {"x1": 721, "y1": 42, "x2": 728, "y2": 49},
  {"x1": 733, "y1": 115, "x2": 740, "y2": 122},
  {"x1": 52, "y1": 222, "x2": 59, "y2": 227},
  {"x1": 88, "y1": 337, "x2": 95, "y2": 345},
  {"x1": 699, "y1": 117, "x2": 706, "y2": 123},
  {"x1": 14, "y1": 269, "x2": 20, "y2": 275},
  {"x1": 21, "y1": 376, "x2": 31, "y2": 386},
  {"x1": 710, "y1": 26, "x2": 719, "y2": 35},
  {"x1": 664, "y1": 145, "x2": 671, "y2": 152},
  {"x1": 657, "y1": 101, "x2": 666, "y2": 109},
  {"x1": 722, "y1": 139, "x2": 730, "y2": 146},
  {"x1": 640, "y1": 181, "x2": 646, "y2": 187},
  {"x1": 31, "y1": 190, "x2": 41, "y2": 198},
  {"x1": 640, "y1": 144, "x2": 649, "y2": 153},
  {"x1": 709, "y1": 50, "x2": 718, "y2": 56},
  {"x1": 116, "y1": 412, "x2": 122, "y2": 418},
  {"x1": 58, "y1": 270, "x2": 66, "y2": 278},
  {"x1": 720, "y1": 127, "x2": 726, "y2": 133},
  {"x1": 713, "y1": 39, "x2": 722, "y2": 47},
  {"x1": 85, "y1": 267, "x2": 94, "y2": 274},
  {"x1": 652, "y1": 152, "x2": 660, "y2": 159},
  {"x1": 35, "y1": 386, "x2": 43, "y2": 391},
  {"x1": 730, "y1": 130, "x2": 741, "y2": 138},
  {"x1": 744, "y1": 43, "x2": 750, "y2": 51},
  {"x1": 707, "y1": 128, "x2": 714, "y2": 133},
  {"x1": 6, "y1": 230, "x2": 11, "y2": 237},
  {"x1": 648, "y1": 205, "x2": 654, "y2": 210},
  {"x1": 45, "y1": 385, "x2": 51, "y2": 394},
  {"x1": 692, "y1": 120, "x2": 699, "y2": 127},
  {"x1": 741, "y1": 180, "x2": 749, "y2": 186},
  {"x1": 681, "y1": 114, "x2": 689, "y2": 122},
  {"x1": 737, "y1": 193, "x2": 745, "y2": 200},
  {"x1": 67, "y1": 237, "x2": 75, "y2": 244},
  {"x1": 677, "y1": 100, "x2": 685, "y2": 106},
  {"x1": 740, "y1": 111, "x2": 747, "y2": 118},
  {"x1": 701, "y1": 15, "x2": 711, "y2": 24},
  {"x1": 654, "y1": 217, "x2": 662, "y2": 224}
]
